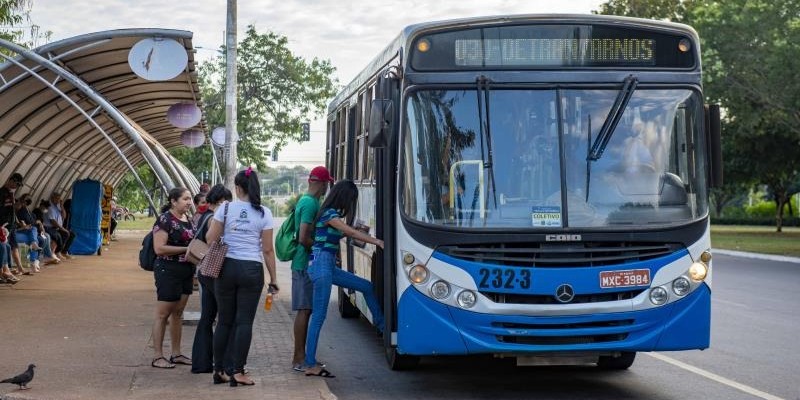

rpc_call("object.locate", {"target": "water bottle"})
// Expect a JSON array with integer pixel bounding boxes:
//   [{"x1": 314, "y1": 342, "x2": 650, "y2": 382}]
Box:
[{"x1": 264, "y1": 293, "x2": 273, "y2": 312}]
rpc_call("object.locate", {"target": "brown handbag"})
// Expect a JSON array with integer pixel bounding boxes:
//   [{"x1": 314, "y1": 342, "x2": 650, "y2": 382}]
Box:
[
  {"x1": 198, "y1": 203, "x2": 229, "y2": 278},
  {"x1": 185, "y1": 214, "x2": 212, "y2": 265}
]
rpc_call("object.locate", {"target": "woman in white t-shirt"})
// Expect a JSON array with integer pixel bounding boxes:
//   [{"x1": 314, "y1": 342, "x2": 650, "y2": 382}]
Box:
[{"x1": 204, "y1": 167, "x2": 279, "y2": 387}]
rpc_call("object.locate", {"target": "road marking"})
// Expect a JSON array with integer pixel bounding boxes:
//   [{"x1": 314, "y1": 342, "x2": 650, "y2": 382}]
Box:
[
  {"x1": 712, "y1": 298, "x2": 749, "y2": 308},
  {"x1": 645, "y1": 352, "x2": 785, "y2": 400}
]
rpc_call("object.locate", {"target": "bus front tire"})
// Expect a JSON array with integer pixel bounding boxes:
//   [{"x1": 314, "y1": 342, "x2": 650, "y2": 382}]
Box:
[
  {"x1": 338, "y1": 287, "x2": 359, "y2": 318},
  {"x1": 597, "y1": 351, "x2": 636, "y2": 370},
  {"x1": 385, "y1": 347, "x2": 420, "y2": 370}
]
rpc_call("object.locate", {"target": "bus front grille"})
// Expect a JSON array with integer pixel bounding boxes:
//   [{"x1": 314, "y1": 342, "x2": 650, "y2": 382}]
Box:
[
  {"x1": 497, "y1": 334, "x2": 628, "y2": 345},
  {"x1": 437, "y1": 242, "x2": 681, "y2": 267},
  {"x1": 481, "y1": 289, "x2": 645, "y2": 304},
  {"x1": 492, "y1": 319, "x2": 635, "y2": 330}
]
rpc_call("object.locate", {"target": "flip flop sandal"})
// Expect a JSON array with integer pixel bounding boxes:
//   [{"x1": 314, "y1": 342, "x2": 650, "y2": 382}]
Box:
[
  {"x1": 169, "y1": 354, "x2": 192, "y2": 365},
  {"x1": 305, "y1": 368, "x2": 335, "y2": 378},
  {"x1": 152, "y1": 357, "x2": 176, "y2": 369}
]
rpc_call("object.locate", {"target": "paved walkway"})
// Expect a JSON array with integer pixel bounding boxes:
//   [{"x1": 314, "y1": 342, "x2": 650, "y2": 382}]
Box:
[{"x1": 0, "y1": 230, "x2": 335, "y2": 400}]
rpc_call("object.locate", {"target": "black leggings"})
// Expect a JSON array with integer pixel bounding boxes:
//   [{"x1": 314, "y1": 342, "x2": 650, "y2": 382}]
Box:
[{"x1": 212, "y1": 258, "x2": 264, "y2": 374}]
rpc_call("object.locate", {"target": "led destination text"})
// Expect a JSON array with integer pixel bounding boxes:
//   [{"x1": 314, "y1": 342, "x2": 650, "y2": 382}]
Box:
[{"x1": 455, "y1": 38, "x2": 655, "y2": 66}]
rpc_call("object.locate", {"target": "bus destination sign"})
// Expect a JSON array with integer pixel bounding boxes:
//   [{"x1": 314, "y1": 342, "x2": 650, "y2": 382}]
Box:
[
  {"x1": 411, "y1": 24, "x2": 695, "y2": 70},
  {"x1": 455, "y1": 38, "x2": 655, "y2": 66}
]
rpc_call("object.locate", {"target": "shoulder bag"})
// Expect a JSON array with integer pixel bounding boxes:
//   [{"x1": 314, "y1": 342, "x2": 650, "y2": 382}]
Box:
[
  {"x1": 185, "y1": 213, "x2": 212, "y2": 265},
  {"x1": 198, "y1": 203, "x2": 229, "y2": 278}
]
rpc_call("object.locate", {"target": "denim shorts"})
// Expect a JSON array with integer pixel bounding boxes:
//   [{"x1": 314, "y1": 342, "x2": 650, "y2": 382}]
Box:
[{"x1": 291, "y1": 269, "x2": 313, "y2": 311}]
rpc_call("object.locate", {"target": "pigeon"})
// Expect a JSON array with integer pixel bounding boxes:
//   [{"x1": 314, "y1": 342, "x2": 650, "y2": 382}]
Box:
[{"x1": 0, "y1": 364, "x2": 35, "y2": 390}]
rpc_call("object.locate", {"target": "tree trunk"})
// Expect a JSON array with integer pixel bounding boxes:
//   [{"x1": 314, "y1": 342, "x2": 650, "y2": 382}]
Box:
[{"x1": 775, "y1": 197, "x2": 786, "y2": 233}]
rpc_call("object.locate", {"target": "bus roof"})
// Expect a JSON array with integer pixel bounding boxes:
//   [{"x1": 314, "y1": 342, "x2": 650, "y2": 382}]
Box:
[{"x1": 329, "y1": 14, "x2": 698, "y2": 113}]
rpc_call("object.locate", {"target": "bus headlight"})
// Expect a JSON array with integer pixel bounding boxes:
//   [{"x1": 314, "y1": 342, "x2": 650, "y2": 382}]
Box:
[
  {"x1": 672, "y1": 277, "x2": 691, "y2": 296},
  {"x1": 457, "y1": 290, "x2": 477, "y2": 308},
  {"x1": 649, "y1": 287, "x2": 668, "y2": 305},
  {"x1": 688, "y1": 262, "x2": 708, "y2": 281},
  {"x1": 408, "y1": 264, "x2": 429, "y2": 284},
  {"x1": 402, "y1": 252, "x2": 416, "y2": 265},
  {"x1": 700, "y1": 250, "x2": 712, "y2": 263},
  {"x1": 430, "y1": 280, "x2": 451, "y2": 299}
]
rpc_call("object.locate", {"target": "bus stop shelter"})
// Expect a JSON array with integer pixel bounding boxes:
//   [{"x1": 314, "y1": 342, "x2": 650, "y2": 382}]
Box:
[{"x1": 0, "y1": 29, "x2": 208, "y2": 209}]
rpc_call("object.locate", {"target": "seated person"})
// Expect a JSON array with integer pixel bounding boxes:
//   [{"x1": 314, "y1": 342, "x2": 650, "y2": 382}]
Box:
[{"x1": 43, "y1": 192, "x2": 75, "y2": 260}]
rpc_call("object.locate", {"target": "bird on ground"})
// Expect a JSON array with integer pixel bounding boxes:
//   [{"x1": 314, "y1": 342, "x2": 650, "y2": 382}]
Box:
[{"x1": 0, "y1": 364, "x2": 35, "y2": 390}]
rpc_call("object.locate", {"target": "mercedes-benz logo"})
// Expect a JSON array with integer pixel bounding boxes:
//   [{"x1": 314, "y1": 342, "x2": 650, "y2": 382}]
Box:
[{"x1": 555, "y1": 284, "x2": 575, "y2": 303}]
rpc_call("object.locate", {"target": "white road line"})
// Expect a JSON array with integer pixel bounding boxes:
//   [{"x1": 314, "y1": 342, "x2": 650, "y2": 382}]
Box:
[
  {"x1": 645, "y1": 352, "x2": 785, "y2": 400},
  {"x1": 711, "y1": 298, "x2": 750, "y2": 308}
]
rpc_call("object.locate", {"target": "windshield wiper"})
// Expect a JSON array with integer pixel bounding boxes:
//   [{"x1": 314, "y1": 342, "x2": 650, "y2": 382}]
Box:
[
  {"x1": 476, "y1": 75, "x2": 498, "y2": 223},
  {"x1": 587, "y1": 74, "x2": 638, "y2": 161}
]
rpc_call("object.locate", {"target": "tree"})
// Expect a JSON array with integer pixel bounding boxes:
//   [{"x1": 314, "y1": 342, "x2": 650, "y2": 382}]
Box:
[
  {"x1": 729, "y1": 127, "x2": 800, "y2": 231},
  {"x1": 595, "y1": 0, "x2": 800, "y2": 230},
  {"x1": 198, "y1": 25, "x2": 338, "y2": 172},
  {"x1": 710, "y1": 127, "x2": 752, "y2": 217},
  {"x1": 1, "y1": 0, "x2": 50, "y2": 48},
  {"x1": 593, "y1": 0, "x2": 689, "y2": 20},
  {"x1": 693, "y1": 0, "x2": 800, "y2": 135},
  {"x1": 116, "y1": 165, "x2": 159, "y2": 213}
]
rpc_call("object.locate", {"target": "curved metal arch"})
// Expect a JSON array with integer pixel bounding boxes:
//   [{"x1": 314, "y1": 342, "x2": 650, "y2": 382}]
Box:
[
  {"x1": 0, "y1": 38, "x2": 176, "y2": 190},
  {"x1": 0, "y1": 46, "x2": 159, "y2": 210}
]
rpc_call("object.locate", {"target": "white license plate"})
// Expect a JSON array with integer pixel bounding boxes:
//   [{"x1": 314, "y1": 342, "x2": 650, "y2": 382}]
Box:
[{"x1": 599, "y1": 269, "x2": 651, "y2": 288}]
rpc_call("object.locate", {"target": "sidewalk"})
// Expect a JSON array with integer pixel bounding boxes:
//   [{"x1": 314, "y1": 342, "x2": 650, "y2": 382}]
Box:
[{"x1": 0, "y1": 230, "x2": 335, "y2": 400}]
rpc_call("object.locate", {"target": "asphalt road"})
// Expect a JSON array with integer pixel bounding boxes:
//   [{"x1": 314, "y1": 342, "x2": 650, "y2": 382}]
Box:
[{"x1": 312, "y1": 254, "x2": 799, "y2": 400}]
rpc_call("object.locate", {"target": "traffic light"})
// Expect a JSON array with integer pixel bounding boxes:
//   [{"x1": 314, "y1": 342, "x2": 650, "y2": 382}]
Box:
[{"x1": 301, "y1": 122, "x2": 310, "y2": 141}]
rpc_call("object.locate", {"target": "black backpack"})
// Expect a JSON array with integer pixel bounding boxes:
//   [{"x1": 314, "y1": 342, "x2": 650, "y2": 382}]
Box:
[{"x1": 139, "y1": 231, "x2": 156, "y2": 271}]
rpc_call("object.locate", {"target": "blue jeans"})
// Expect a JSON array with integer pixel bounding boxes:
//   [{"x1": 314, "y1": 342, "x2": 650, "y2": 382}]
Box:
[
  {"x1": 0, "y1": 242, "x2": 11, "y2": 266},
  {"x1": 15, "y1": 228, "x2": 51, "y2": 261},
  {"x1": 304, "y1": 249, "x2": 384, "y2": 367},
  {"x1": 38, "y1": 232, "x2": 53, "y2": 258},
  {"x1": 212, "y1": 258, "x2": 264, "y2": 375}
]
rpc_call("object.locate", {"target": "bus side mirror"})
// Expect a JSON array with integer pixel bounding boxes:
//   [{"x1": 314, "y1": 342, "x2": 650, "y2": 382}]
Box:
[
  {"x1": 369, "y1": 99, "x2": 393, "y2": 148},
  {"x1": 705, "y1": 104, "x2": 723, "y2": 187}
]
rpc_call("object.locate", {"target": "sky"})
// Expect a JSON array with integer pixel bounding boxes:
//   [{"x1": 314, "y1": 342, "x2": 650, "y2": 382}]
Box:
[{"x1": 30, "y1": 0, "x2": 604, "y2": 167}]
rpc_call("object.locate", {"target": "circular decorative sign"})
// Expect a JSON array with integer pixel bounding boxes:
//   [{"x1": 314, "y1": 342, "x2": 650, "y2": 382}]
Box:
[
  {"x1": 211, "y1": 127, "x2": 226, "y2": 147},
  {"x1": 167, "y1": 102, "x2": 201, "y2": 129},
  {"x1": 128, "y1": 38, "x2": 188, "y2": 81},
  {"x1": 181, "y1": 129, "x2": 205, "y2": 148}
]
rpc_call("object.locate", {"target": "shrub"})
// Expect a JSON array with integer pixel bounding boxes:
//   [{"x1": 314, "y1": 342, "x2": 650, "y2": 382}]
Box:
[{"x1": 711, "y1": 216, "x2": 800, "y2": 227}]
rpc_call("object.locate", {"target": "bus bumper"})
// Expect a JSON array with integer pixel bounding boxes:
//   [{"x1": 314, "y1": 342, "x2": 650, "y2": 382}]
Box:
[{"x1": 396, "y1": 283, "x2": 710, "y2": 356}]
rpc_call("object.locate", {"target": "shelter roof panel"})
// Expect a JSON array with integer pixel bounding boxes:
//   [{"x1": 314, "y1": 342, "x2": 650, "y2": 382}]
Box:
[{"x1": 0, "y1": 28, "x2": 205, "y2": 205}]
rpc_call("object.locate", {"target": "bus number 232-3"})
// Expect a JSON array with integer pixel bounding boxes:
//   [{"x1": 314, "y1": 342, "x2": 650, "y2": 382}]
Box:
[{"x1": 478, "y1": 268, "x2": 531, "y2": 290}]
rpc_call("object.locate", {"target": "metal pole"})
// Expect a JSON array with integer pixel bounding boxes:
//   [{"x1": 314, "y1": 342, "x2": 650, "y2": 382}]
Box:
[{"x1": 224, "y1": 0, "x2": 238, "y2": 187}]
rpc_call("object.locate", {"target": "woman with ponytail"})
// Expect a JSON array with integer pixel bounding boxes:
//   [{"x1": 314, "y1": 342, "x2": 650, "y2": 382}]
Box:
[{"x1": 204, "y1": 167, "x2": 279, "y2": 387}]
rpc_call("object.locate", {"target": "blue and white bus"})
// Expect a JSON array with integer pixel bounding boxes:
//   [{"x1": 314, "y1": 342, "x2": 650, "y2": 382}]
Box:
[{"x1": 326, "y1": 14, "x2": 722, "y2": 370}]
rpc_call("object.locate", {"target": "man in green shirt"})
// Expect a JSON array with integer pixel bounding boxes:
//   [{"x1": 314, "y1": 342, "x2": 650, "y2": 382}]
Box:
[{"x1": 292, "y1": 166, "x2": 333, "y2": 371}]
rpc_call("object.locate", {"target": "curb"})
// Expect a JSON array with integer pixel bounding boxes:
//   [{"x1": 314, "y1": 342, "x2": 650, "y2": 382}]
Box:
[{"x1": 712, "y1": 248, "x2": 800, "y2": 264}]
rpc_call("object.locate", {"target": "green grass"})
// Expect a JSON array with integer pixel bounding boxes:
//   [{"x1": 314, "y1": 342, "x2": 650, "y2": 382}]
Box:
[
  {"x1": 117, "y1": 215, "x2": 155, "y2": 231},
  {"x1": 711, "y1": 225, "x2": 800, "y2": 257}
]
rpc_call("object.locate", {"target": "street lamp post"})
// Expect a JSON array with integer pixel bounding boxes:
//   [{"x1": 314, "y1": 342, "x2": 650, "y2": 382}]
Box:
[{"x1": 224, "y1": 0, "x2": 238, "y2": 188}]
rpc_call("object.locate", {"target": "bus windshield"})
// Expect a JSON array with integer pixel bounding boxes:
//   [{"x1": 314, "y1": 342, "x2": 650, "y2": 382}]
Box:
[{"x1": 402, "y1": 88, "x2": 708, "y2": 228}]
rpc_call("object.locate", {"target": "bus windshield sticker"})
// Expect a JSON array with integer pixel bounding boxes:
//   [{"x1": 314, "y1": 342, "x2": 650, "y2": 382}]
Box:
[{"x1": 531, "y1": 206, "x2": 562, "y2": 227}]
